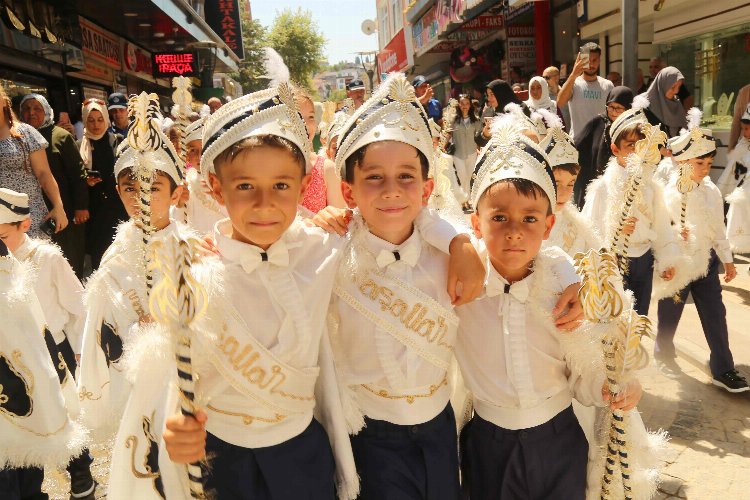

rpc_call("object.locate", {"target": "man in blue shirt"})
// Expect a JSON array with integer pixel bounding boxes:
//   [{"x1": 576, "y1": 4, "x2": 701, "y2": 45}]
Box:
[{"x1": 413, "y1": 75, "x2": 443, "y2": 124}]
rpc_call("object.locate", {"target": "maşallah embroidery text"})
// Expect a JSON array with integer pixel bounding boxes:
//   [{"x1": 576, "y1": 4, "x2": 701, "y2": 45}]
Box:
[{"x1": 359, "y1": 278, "x2": 451, "y2": 347}]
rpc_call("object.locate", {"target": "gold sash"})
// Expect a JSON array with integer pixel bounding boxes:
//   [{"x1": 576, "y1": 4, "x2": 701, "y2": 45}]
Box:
[{"x1": 335, "y1": 271, "x2": 458, "y2": 371}]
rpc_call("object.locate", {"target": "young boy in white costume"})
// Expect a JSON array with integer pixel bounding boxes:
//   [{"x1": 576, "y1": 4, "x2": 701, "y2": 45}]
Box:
[
  {"x1": 656, "y1": 110, "x2": 748, "y2": 393},
  {"x1": 0, "y1": 187, "x2": 96, "y2": 498},
  {"x1": 0, "y1": 239, "x2": 88, "y2": 500},
  {"x1": 77, "y1": 117, "x2": 188, "y2": 438},
  {"x1": 150, "y1": 74, "x2": 484, "y2": 500},
  {"x1": 723, "y1": 104, "x2": 750, "y2": 252},
  {"x1": 582, "y1": 99, "x2": 682, "y2": 315},
  {"x1": 455, "y1": 115, "x2": 642, "y2": 499}
]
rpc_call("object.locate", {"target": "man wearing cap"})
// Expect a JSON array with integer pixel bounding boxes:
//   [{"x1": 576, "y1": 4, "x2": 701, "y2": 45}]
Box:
[
  {"x1": 107, "y1": 92, "x2": 129, "y2": 137},
  {"x1": 346, "y1": 78, "x2": 366, "y2": 110},
  {"x1": 412, "y1": 75, "x2": 443, "y2": 123}
]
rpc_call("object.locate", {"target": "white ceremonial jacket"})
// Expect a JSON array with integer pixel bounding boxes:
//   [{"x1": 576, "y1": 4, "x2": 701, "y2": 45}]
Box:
[
  {"x1": 544, "y1": 202, "x2": 603, "y2": 258},
  {"x1": 13, "y1": 235, "x2": 85, "y2": 352}
]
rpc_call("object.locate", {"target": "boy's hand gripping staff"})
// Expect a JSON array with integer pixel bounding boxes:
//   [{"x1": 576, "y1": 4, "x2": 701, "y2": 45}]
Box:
[{"x1": 150, "y1": 233, "x2": 208, "y2": 499}]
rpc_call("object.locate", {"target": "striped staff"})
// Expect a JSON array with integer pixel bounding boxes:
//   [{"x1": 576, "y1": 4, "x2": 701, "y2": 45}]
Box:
[
  {"x1": 172, "y1": 76, "x2": 193, "y2": 224},
  {"x1": 575, "y1": 248, "x2": 650, "y2": 500},
  {"x1": 608, "y1": 123, "x2": 668, "y2": 275},
  {"x1": 127, "y1": 92, "x2": 163, "y2": 296},
  {"x1": 149, "y1": 233, "x2": 208, "y2": 498}
]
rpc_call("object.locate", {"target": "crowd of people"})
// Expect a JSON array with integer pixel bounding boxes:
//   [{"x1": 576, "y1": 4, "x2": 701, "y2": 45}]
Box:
[{"x1": 1, "y1": 43, "x2": 750, "y2": 500}]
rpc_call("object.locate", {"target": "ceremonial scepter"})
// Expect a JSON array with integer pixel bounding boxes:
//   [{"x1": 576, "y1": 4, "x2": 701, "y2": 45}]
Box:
[
  {"x1": 150, "y1": 234, "x2": 208, "y2": 499},
  {"x1": 172, "y1": 77, "x2": 193, "y2": 224},
  {"x1": 128, "y1": 92, "x2": 163, "y2": 297}
]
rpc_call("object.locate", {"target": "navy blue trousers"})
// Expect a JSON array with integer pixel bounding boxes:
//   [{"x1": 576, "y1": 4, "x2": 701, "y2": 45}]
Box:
[
  {"x1": 621, "y1": 249, "x2": 655, "y2": 316},
  {"x1": 0, "y1": 467, "x2": 47, "y2": 500},
  {"x1": 351, "y1": 404, "x2": 460, "y2": 500},
  {"x1": 460, "y1": 406, "x2": 588, "y2": 500},
  {"x1": 202, "y1": 419, "x2": 335, "y2": 500},
  {"x1": 657, "y1": 251, "x2": 735, "y2": 376}
]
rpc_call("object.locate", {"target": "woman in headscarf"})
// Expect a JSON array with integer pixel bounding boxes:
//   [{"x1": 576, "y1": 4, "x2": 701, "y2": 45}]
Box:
[
  {"x1": 20, "y1": 94, "x2": 89, "y2": 277},
  {"x1": 644, "y1": 66, "x2": 688, "y2": 137},
  {"x1": 573, "y1": 86, "x2": 634, "y2": 207},
  {"x1": 475, "y1": 79, "x2": 530, "y2": 147},
  {"x1": 525, "y1": 76, "x2": 567, "y2": 131},
  {"x1": 0, "y1": 86, "x2": 68, "y2": 238},
  {"x1": 79, "y1": 98, "x2": 127, "y2": 270}
]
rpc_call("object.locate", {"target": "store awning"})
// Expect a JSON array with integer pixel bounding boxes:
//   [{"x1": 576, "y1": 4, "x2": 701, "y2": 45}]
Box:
[{"x1": 75, "y1": 0, "x2": 239, "y2": 72}]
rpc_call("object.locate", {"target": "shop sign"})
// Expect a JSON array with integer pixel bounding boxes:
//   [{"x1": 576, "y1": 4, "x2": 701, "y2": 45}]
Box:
[
  {"x1": 378, "y1": 29, "x2": 409, "y2": 74},
  {"x1": 460, "y1": 14, "x2": 504, "y2": 31},
  {"x1": 152, "y1": 52, "x2": 199, "y2": 78},
  {"x1": 122, "y1": 41, "x2": 153, "y2": 81},
  {"x1": 507, "y1": 25, "x2": 535, "y2": 76},
  {"x1": 504, "y1": 1, "x2": 534, "y2": 23},
  {"x1": 412, "y1": 1, "x2": 456, "y2": 54},
  {"x1": 205, "y1": 0, "x2": 245, "y2": 59},
  {"x1": 79, "y1": 17, "x2": 121, "y2": 69}
]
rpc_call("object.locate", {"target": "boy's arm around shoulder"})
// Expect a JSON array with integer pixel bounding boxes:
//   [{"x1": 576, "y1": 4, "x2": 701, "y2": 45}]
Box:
[
  {"x1": 49, "y1": 249, "x2": 86, "y2": 353},
  {"x1": 542, "y1": 246, "x2": 584, "y2": 330},
  {"x1": 416, "y1": 208, "x2": 485, "y2": 305}
]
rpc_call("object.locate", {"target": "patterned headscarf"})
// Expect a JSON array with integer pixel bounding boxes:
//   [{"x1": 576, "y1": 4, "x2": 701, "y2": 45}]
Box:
[{"x1": 19, "y1": 93, "x2": 54, "y2": 129}]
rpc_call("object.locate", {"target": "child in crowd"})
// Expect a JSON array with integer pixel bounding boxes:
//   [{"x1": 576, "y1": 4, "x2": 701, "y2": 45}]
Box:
[
  {"x1": 183, "y1": 116, "x2": 227, "y2": 234},
  {"x1": 77, "y1": 119, "x2": 188, "y2": 437},
  {"x1": 656, "y1": 112, "x2": 748, "y2": 393},
  {"x1": 583, "y1": 100, "x2": 682, "y2": 315},
  {"x1": 538, "y1": 115, "x2": 601, "y2": 256},
  {"x1": 0, "y1": 239, "x2": 88, "y2": 500},
  {"x1": 455, "y1": 116, "x2": 642, "y2": 499},
  {"x1": 723, "y1": 104, "x2": 750, "y2": 251},
  {"x1": 0, "y1": 187, "x2": 96, "y2": 498}
]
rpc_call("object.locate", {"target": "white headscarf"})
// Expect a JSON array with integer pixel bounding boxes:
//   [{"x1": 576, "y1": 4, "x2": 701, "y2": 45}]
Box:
[
  {"x1": 19, "y1": 94, "x2": 55, "y2": 129},
  {"x1": 524, "y1": 76, "x2": 557, "y2": 114},
  {"x1": 79, "y1": 100, "x2": 112, "y2": 169}
]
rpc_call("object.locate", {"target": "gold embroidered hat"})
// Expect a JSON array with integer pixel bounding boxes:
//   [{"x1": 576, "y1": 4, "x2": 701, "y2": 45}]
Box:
[
  {"x1": 668, "y1": 108, "x2": 716, "y2": 161},
  {"x1": 470, "y1": 114, "x2": 556, "y2": 209},
  {"x1": 610, "y1": 94, "x2": 649, "y2": 144},
  {"x1": 0, "y1": 188, "x2": 30, "y2": 224},
  {"x1": 200, "y1": 83, "x2": 312, "y2": 180},
  {"x1": 185, "y1": 116, "x2": 207, "y2": 144},
  {"x1": 537, "y1": 110, "x2": 579, "y2": 167},
  {"x1": 335, "y1": 72, "x2": 433, "y2": 178}
]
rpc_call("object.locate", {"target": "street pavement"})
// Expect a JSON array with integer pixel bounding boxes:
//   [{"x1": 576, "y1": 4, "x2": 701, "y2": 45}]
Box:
[{"x1": 42, "y1": 263, "x2": 750, "y2": 499}]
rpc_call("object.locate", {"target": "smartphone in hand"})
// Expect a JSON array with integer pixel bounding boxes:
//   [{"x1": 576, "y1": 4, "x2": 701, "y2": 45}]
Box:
[
  {"x1": 42, "y1": 218, "x2": 56, "y2": 237},
  {"x1": 579, "y1": 46, "x2": 590, "y2": 70}
]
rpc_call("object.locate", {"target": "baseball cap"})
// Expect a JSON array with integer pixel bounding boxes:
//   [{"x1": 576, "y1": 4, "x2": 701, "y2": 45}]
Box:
[
  {"x1": 346, "y1": 79, "x2": 365, "y2": 91},
  {"x1": 412, "y1": 75, "x2": 427, "y2": 88},
  {"x1": 108, "y1": 92, "x2": 128, "y2": 110}
]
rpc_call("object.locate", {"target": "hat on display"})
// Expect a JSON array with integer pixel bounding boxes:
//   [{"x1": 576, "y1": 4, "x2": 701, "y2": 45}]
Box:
[
  {"x1": 411, "y1": 75, "x2": 427, "y2": 88},
  {"x1": 537, "y1": 110, "x2": 579, "y2": 167},
  {"x1": 346, "y1": 79, "x2": 365, "y2": 91},
  {"x1": 668, "y1": 108, "x2": 716, "y2": 161},
  {"x1": 0, "y1": 188, "x2": 30, "y2": 224},
  {"x1": 108, "y1": 92, "x2": 128, "y2": 110},
  {"x1": 610, "y1": 94, "x2": 650, "y2": 144},
  {"x1": 200, "y1": 83, "x2": 312, "y2": 179},
  {"x1": 335, "y1": 72, "x2": 433, "y2": 178},
  {"x1": 470, "y1": 114, "x2": 556, "y2": 209}
]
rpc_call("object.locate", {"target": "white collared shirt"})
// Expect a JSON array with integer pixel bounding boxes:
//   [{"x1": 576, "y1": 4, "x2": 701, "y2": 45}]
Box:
[
  {"x1": 455, "y1": 251, "x2": 604, "y2": 430},
  {"x1": 332, "y1": 226, "x2": 454, "y2": 425},
  {"x1": 13, "y1": 235, "x2": 85, "y2": 351},
  {"x1": 193, "y1": 218, "x2": 344, "y2": 448}
]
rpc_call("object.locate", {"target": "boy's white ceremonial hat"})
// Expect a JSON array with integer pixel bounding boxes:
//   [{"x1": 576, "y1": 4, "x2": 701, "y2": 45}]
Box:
[
  {"x1": 742, "y1": 104, "x2": 750, "y2": 121},
  {"x1": 610, "y1": 94, "x2": 650, "y2": 144},
  {"x1": 114, "y1": 129, "x2": 184, "y2": 184},
  {"x1": 200, "y1": 83, "x2": 312, "y2": 179},
  {"x1": 470, "y1": 114, "x2": 556, "y2": 208},
  {"x1": 537, "y1": 109, "x2": 579, "y2": 167},
  {"x1": 335, "y1": 72, "x2": 434, "y2": 178},
  {"x1": 185, "y1": 116, "x2": 207, "y2": 144},
  {"x1": 668, "y1": 108, "x2": 716, "y2": 161},
  {"x1": 0, "y1": 188, "x2": 30, "y2": 224}
]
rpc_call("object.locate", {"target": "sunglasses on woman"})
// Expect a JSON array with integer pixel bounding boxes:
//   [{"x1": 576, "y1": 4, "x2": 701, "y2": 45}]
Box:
[{"x1": 83, "y1": 98, "x2": 106, "y2": 106}]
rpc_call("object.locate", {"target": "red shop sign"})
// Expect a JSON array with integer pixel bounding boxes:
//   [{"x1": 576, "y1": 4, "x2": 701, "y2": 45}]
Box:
[{"x1": 378, "y1": 29, "x2": 409, "y2": 74}]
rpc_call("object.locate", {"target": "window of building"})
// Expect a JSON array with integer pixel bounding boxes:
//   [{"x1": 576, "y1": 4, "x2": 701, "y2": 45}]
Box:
[
  {"x1": 379, "y1": 3, "x2": 390, "y2": 48},
  {"x1": 391, "y1": 0, "x2": 402, "y2": 35}
]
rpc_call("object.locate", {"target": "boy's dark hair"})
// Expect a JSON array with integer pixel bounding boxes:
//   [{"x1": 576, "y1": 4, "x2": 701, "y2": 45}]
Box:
[
  {"x1": 581, "y1": 42, "x2": 602, "y2": 54},
  {"x1": 214, "y1": 135, "x2": 306, "y2": 177},
  {"x1": 477, "y1": 178, "x2": 553, "y2": 215},
  {"x1": 553, "y1": 163, "x2": 580, "y2": 175},
  {"x1": 117, "y1": 167, "x2": 179, "y2": 193},
  {"x1": 695, "y1": 150, "x2": 717, "y2": 160},
  {"x1": 343, "y1": 143, "x2": 430, "y2": 183},
  {"x1": 614, "y1": 125, "x2": 646, "y2": 149}
]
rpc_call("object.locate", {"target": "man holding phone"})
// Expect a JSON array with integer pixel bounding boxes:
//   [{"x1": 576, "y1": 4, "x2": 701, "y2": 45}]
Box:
[{"x1": 555, "y1": 42, "x2": 614, "y2": 138}]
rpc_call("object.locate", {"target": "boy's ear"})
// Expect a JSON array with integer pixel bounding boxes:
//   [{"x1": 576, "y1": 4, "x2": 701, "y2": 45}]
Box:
[
  {"x1": 421, "y1": 178, "x2": 435, "y2": 206},
  {"x1": 208, "y1": 173, "x2": 225, "y2": 206},
  {"x1": 610, "y1": 142, "x2": 620, "y2": 156},
  {"x1": 542, "y1": 213, "x2": 555, "y2": 240},
  {"x1": 341, "y1": 181, "x2": 358, "y2": 209},
  {"x1": 298, "y1": 174, "x2": 311, "y2": 198},
  {"x1": 470, "y1": 211, "x2": 482, "y2": 239},
  {"x1": 170, "y1": 184, "x2": 184, "y2": 206},
  {"x1": 20, "y1": 218, "x2": 32, "y2": 232}
]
